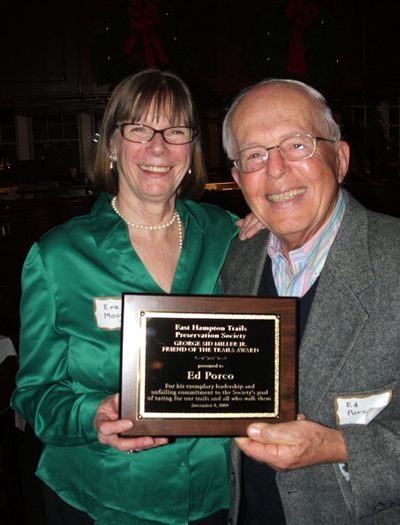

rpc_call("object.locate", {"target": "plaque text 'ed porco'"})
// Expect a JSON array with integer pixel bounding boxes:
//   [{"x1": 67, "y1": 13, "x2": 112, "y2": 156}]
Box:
[{"x1": 119, "y1": 295, "x2": 297, "y2": 436}]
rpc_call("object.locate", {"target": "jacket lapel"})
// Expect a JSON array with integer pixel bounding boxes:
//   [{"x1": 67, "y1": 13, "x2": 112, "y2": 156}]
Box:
[{"x1": 298, "y1": 194, "x2": 375, "y2": 417}]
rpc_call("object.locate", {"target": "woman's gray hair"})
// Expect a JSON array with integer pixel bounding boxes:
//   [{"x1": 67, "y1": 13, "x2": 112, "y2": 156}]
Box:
[{"x1": 222, "y1": 78, "x2": 342, "y2": 160}]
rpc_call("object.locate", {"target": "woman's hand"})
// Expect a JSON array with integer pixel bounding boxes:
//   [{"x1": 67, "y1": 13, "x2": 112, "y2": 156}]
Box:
[
  {"x1": 236, "y1": 213, "x2": 265, "y2": 240},
  {"x1": 94, "y1": 394, "x2": 169, "y2": 452}
]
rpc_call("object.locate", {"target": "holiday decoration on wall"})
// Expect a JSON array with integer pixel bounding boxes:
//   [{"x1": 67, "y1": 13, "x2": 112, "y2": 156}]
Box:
[
  {"x1": 91, "y1": 0, "x2": 193, "y2": 87},
  {"x1": 286, "y1": 0, "x2": 318, "y2": 75},
  {"x1": 247, "y1": 0, "x2": 347, "y2": 87},
  {"x1": 91, "y1": 0, "x2": 350, "y2": 90},
  {"x1": 123, "y1": 0, "x2": 167, "y2": 68}
]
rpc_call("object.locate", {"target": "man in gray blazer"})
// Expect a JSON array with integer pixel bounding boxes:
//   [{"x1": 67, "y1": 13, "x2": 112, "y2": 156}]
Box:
[{"x1": 220, "y1": 79, "x2": 400, "y2": 524}]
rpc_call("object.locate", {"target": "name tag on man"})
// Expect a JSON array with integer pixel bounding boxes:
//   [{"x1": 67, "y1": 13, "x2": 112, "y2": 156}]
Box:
[{"x1": 335, "y1": 390, "x2": 392, "y2": 425}]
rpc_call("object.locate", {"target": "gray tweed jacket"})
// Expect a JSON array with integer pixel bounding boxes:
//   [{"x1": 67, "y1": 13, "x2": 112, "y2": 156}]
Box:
[{"x1": 220, "y1": 190, "x2": 400, "y2": 525}]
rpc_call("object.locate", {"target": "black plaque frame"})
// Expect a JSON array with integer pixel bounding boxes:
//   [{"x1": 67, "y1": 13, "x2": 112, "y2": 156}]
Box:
[{"x1": 119, "y1": 294, "x2": 297, "y2": 436}]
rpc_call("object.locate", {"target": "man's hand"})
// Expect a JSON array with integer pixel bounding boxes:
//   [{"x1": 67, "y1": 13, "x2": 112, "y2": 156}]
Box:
[
  {"x1": 94, "y1": 394, "x2": 169, "y2": 452},
  {"x1": 235, "y1": 418, "x2": 347, "y2": 471}
]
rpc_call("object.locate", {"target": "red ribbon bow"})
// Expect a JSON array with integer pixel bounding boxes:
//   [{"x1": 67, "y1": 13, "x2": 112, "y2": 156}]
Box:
[
  {"x1": 124, "y1": 0, "x2": 168, "y2": 68},
  {"x1": 286, "y1": 0, "x2": 318, "y2": 75}
]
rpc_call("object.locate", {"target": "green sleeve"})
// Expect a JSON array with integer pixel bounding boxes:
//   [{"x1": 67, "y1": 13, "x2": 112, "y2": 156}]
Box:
[
  {"x1": 11, "y1": 244, "x2": 104, "y2": 445},
  {"x1": 227, "y1": 210, "x2": 241, "y2": 238}
]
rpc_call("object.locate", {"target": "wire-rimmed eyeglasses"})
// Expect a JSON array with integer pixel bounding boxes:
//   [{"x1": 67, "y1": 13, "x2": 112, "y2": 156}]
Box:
[
  {"x1": 117, "y1": 123, "x2": 197, "y2": 145},
  {"x1": 233, "y1": 133, "x2": 337, "y2": 173}
]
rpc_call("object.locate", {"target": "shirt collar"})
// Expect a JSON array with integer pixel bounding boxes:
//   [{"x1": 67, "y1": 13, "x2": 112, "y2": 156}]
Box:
[
  {"x1": 267, "y1": 189, "x2": 346, "y2": 268},
  {"x1": 90, "y1": 193, "x2": 205, "y2": 247}
]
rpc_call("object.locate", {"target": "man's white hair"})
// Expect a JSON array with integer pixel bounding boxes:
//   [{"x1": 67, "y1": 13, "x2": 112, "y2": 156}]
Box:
[{"x1": 222, "y1": 78, "x2": 342, "y2": 160}]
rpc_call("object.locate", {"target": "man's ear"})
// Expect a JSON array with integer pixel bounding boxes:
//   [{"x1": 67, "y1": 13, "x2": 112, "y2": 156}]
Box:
[
  {"x1": 337, "y1": 141, "x2": 350, "y2": 184},
  {"x1": 231, "y1": 167, "x2": 242, "y2": 189}
]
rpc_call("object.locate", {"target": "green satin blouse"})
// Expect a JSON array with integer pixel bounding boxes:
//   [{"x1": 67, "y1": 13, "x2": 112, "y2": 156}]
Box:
[{"x1": 11, "y1": 193, "x2": 239, "y2": 525}]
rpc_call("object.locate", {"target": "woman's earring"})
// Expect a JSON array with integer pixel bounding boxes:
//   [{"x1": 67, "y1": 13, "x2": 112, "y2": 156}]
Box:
[
  {"x1": 188, "y1": 168, "x2": 192, "y2": 175},
  {"x1": 109, "y1": 153, "x2": 116, "y2": 169}
]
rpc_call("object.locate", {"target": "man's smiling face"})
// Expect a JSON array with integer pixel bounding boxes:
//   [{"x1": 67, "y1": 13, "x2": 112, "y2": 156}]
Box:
[{"x1": 230, "y1": 84, "x2": 349, "y2": 256}]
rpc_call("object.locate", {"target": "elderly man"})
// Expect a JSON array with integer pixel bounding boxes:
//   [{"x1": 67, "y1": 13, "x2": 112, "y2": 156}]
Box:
[{"x1": 220, "y1": 79, "x2": 400, "y2": 524}]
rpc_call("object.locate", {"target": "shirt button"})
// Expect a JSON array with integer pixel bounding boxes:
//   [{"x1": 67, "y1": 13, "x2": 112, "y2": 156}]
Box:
[{"x1": 180, "y1": 462, "x2": 188, "y2": 472}]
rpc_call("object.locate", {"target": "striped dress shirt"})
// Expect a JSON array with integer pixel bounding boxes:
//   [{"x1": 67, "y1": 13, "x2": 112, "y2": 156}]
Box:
[{"x1": 267, "y1": 190, "x2": 346, "y2": 298}]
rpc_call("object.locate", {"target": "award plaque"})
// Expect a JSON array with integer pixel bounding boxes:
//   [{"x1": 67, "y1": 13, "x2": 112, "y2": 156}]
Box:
[{"x1": 119, "y1": 294, "x2": 297, "y2": 436}]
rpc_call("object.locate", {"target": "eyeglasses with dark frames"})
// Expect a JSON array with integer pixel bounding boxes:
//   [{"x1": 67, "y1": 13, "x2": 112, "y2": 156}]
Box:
[
  {"x1": 233, "y1": 133, "x2": 337, "y2": 173},
  {"x1": 117, "y1": 123, "x2": 197, "y2": 145}
]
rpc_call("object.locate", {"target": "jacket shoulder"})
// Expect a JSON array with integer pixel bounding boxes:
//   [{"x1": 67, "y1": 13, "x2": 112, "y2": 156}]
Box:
[{"x1": 220, "y1": 229, "x2": 270, "y2": 295}]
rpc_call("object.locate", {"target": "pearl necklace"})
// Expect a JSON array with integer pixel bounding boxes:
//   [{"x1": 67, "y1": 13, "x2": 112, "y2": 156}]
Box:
[{"x1": 111, "y1": 196, "x2": 183, "y2": 250}]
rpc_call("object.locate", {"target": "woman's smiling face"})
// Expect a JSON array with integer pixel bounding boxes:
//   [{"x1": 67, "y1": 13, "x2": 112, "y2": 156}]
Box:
[{"x1": 112, "y1": 100, "x2": 192, "y2": 206}]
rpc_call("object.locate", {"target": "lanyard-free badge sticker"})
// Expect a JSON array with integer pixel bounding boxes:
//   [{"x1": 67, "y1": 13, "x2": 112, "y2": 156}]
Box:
[
  {"x1": 94, "y1": 297, "x2": 122, "y2": 330},
  {"x1": 335, "y1": 390, "x2": 392, "y2": 425}
]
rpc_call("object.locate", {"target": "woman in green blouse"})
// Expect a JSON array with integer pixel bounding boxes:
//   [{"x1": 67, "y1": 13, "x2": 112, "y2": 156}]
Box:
[{"x1": 11, "y1": 70, "x2": 257, "y2": 525}]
